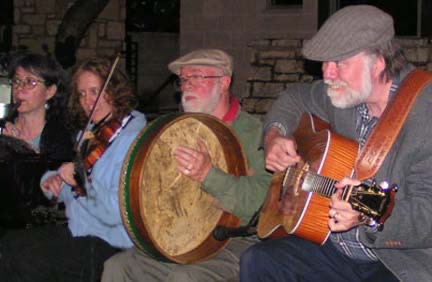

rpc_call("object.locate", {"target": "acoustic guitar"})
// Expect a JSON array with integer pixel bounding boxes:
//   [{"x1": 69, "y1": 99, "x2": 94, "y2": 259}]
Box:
[{"x1": 257, "y1": 113, "x2": 397, "y2": 244}]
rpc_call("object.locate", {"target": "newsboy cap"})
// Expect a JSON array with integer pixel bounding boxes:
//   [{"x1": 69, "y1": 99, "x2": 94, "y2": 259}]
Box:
[
  {"x1": 168, "y1": 49, "x2": 233, "y2": 76},
  {"x1": 302, "y1": 5, "x2": 394, "y2": 62}
]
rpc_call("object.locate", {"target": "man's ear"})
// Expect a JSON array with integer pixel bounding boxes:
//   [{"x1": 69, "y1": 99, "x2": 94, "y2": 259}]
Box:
[
  {"x1": 221, "y1": 76, "x2": 231, "y2": 90},
  {"x1": 373, "y1": 56, "x2": 386, "y2": 79}
]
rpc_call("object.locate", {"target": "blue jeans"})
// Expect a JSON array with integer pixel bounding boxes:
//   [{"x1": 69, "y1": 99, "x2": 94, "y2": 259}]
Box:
[{"x1": 240, "y1": 236, "x2": 399, "y2": 282}]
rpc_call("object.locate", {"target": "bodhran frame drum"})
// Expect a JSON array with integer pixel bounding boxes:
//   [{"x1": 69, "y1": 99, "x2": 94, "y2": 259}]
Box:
[{"x1": 119, "y1": 113, "x2": 247, "y2": 264}]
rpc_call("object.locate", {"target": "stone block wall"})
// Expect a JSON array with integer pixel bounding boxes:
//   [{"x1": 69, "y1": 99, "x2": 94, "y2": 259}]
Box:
[
  {"x1": 179, "y1": 0, "x2": 318, "y2": 103},
  {"x1": 13, "y1": 0, "x2": 125, "y2": 62},
  {"x1": 242, "y1": 37, "x2": 432, "y2": 116}
]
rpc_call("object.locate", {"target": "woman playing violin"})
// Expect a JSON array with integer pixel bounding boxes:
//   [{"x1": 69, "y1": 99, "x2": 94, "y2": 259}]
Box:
[{"x1": 0, "y1": 57, "x2": 147, "y2": 282}]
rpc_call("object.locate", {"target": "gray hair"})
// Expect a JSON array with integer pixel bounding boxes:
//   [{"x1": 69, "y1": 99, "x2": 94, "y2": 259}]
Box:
[{"x1": 366, "y1": 39, "x2": 408, "y2": 83}]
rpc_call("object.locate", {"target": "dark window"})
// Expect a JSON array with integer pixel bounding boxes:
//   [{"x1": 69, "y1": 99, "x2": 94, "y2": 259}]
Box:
[
  {"x1": 126, "y1": 0, "x2": 180, "y2": 33},
  {"x1": 271, "y1": 0, "x2": 302, "y2": 5},
  {"x1": 319, "y1": 0, "x2": 431, "y2": 37},
  {"x1": 340, "y1": 1, "x2": 417, "y2": 36},
  {"x1": 0, "y1": 0, "x2": 13, "y2": 53}
]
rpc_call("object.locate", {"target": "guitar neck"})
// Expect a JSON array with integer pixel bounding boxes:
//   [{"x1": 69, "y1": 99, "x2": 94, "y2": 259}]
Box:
[
  {"x1": 297, "y1": 169, "x2": 367, "y2": 206},
  {"x1": 284, "y1": 166, "x2": 338, "y2": 198},
  {"x1": 303, "y1": 171, "x2": 338, "y2": 198}
]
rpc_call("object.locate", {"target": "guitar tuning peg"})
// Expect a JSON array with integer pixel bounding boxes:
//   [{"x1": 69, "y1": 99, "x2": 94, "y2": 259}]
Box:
[{"x1": 390, "y1": 183, "x2": 399, "y2": 192}]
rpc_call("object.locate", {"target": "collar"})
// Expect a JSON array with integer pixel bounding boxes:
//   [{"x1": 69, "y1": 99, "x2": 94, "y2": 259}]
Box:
[{"x1": 222, "y1": 97, "x2": 240, "y2": 123}]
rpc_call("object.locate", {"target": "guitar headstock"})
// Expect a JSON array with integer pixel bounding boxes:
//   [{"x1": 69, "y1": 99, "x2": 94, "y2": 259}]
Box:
[{"x1": 348, "y1": 180, "x2": 398, "y2": 230}]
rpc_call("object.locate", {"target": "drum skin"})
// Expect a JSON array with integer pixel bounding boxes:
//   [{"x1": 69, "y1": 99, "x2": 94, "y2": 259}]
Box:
[{"x1": 119, "y1": 113, "x2": 247, "y2": 264}]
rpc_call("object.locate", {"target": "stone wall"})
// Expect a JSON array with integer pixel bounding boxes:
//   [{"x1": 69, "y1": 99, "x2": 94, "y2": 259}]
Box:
[
  {"x1": 179, "y1": 0, "x2": 318, "y2": 101},
  {"x1": 180, "y1": 1, "x2": 432, "y2": 118},
  {"x1": 13, "y1": 0, "x2": 125, "y2": 62},
  {"x1": 242, "y1": 37, "x2": 432, "y2": 116}
]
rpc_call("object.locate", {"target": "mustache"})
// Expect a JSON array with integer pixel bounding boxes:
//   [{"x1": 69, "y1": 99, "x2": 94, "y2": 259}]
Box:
[
  {"x1": 182, "y1": 91, "x2": 198, "y2": 98},
  {"x1": 324, "y1": 79, "x2": 348, "y2": 87}
]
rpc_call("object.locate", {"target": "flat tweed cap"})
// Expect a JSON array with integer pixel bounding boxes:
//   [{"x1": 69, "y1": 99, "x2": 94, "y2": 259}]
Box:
[
  {"x1": 302, "y1": 5, "x2": 394, "y2": 62},
  {"x1": 168, "y1": 49, "x2": 233, "y2": 76}
]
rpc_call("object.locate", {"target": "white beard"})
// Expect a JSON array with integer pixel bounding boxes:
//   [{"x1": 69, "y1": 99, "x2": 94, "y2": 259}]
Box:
[
  {"x1": 182, "y1": 83, "x2": 221, "y2": 114},
  {"x1": 325, "y1": 58, "x2": 373, "y2": 109}
]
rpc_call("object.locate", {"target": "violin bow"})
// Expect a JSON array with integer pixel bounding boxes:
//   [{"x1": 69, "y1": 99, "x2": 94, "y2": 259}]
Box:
[{"x1": 74, "y1": 53, "x2": 121, "y2": 152}]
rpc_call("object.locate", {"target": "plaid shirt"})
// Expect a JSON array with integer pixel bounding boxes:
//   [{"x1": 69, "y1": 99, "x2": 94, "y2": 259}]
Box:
[{"x1": 330, "y1": 77, "x2": 400, "y2": 261}]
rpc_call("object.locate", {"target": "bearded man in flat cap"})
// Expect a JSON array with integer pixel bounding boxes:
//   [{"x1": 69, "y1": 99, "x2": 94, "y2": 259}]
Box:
[
  {"x1": 240, "y1": 5, "x2": 432, "y2": 282},
  {"x1": 101, "y1": 49, "x2": 271, "y2": 282}
]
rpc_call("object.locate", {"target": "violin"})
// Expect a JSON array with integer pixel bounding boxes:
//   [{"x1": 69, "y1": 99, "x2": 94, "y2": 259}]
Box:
[
  {"x1": 83, "y1": 118, "x2": 122, "y2": 169},
  {"x1": 73, "y1": 117, "x2": 122, "y2": 197}
]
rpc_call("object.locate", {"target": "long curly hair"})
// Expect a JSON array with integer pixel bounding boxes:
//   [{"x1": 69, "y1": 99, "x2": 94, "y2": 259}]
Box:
[
  {"x1": 68, "y1": 57, "x2": 138, "y2": 131},
  {"x1": 7, "y1": 52, "x2": 69, "y2": 121}
]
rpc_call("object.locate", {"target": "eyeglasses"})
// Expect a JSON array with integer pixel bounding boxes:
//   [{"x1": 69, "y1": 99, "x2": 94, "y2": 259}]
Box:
[
  {"x1": 10, "y1": 77, "x2": 45, "y2": 90},
  {"x1": 177, "y1": 75, "x2": 223, "y2": 86}
]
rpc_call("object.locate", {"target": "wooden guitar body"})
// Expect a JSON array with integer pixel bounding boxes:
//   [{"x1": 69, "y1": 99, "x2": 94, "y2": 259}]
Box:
[{"x1": 257, "y1": 113, "x2": 359, "y2": 244}]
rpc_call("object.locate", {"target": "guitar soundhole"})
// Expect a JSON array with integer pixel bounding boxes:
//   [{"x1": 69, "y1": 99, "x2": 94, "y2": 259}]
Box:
[{"x1": 280, "y1": 164, "x2": 309, "y2": 217}]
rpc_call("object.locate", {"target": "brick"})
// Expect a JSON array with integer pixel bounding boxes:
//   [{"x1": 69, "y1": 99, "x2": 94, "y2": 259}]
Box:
[
  {"x1": 36, "y1": 0, "x2": 56, "y2": 14},
  {"x1": 272, "y1": 39, "x2": 302, "y2": 48},
  {"x1": 251, "y1": 82, "x2": 285, "y2": 98},
  {"x1": 17, "y1": 38, "x2": 41, "y2": 52},
  {"x1": 87, "y1": 26, "x2": 98, "y2": 48},
  {"x1": 248, "y1": 39, "x2": 272, "y2": 48},
  {"x1": 255, "y1": 98, "x2": 275, "y2": 113},
  {"x1": 259, "y1": 49, "x2": 297, "y2": 59},
  {"x1": 22, "y1": 14, "x2": 46, "y2": 25},
  {"x1": 417, "y1": 47, "x2": 429, "y2": 63},
  {"x1": 77, "y1": 48, "x2": 98, "y2": 60},
  {"x1": 248, "y1": 66, "x2": 272, "y2": 81},
  {"x1": 14, "y1": 25, "x2": 31, "y2": 34},
  {"x1": 241, "y1": 98, "x2": 258, "y2": 112},
  {"x1": 46, "y1": 20, "x2": 61, "y2": 36},
  {"x1": 97, "y1": 48, "x2": 117, "y2": 57},
  {"x1": 301, "y1": 74, "x2": 315, "y2": 83},
  {"x1": 274, "y1": 73, "x2": 300, "y2": 82},
  {"x1": 98, "y1": 23, "x2": 106, "y2": 38},
  {"x1": 98, "y1": 40, "x2": 122, "y2": 49},
  {"x1": 32, "y1": 25, "x2": 45, "y2": 36},
  {"x1": 427, "y1": 62, "x2": 432, "y2": 73},
  {"x1": 404, "y1": 48, "x2": 418, "y2": 63},
  {"x1": 274, "y1": 59, "x2": 303, "y2": 73}
]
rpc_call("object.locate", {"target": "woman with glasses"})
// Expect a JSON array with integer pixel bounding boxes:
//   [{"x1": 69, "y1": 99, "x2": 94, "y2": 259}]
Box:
[
  {"x1": 0, "y1": 53, "x2": 74, "y2": 232},
  {"x1": 3, "y1": 52, "x2": 74, "y2": 159}
]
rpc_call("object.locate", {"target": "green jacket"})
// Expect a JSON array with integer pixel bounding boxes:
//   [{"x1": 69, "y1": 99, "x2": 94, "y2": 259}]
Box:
[{"x1": 202, "y1": 111, "x2": 272, "y2": 224}]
